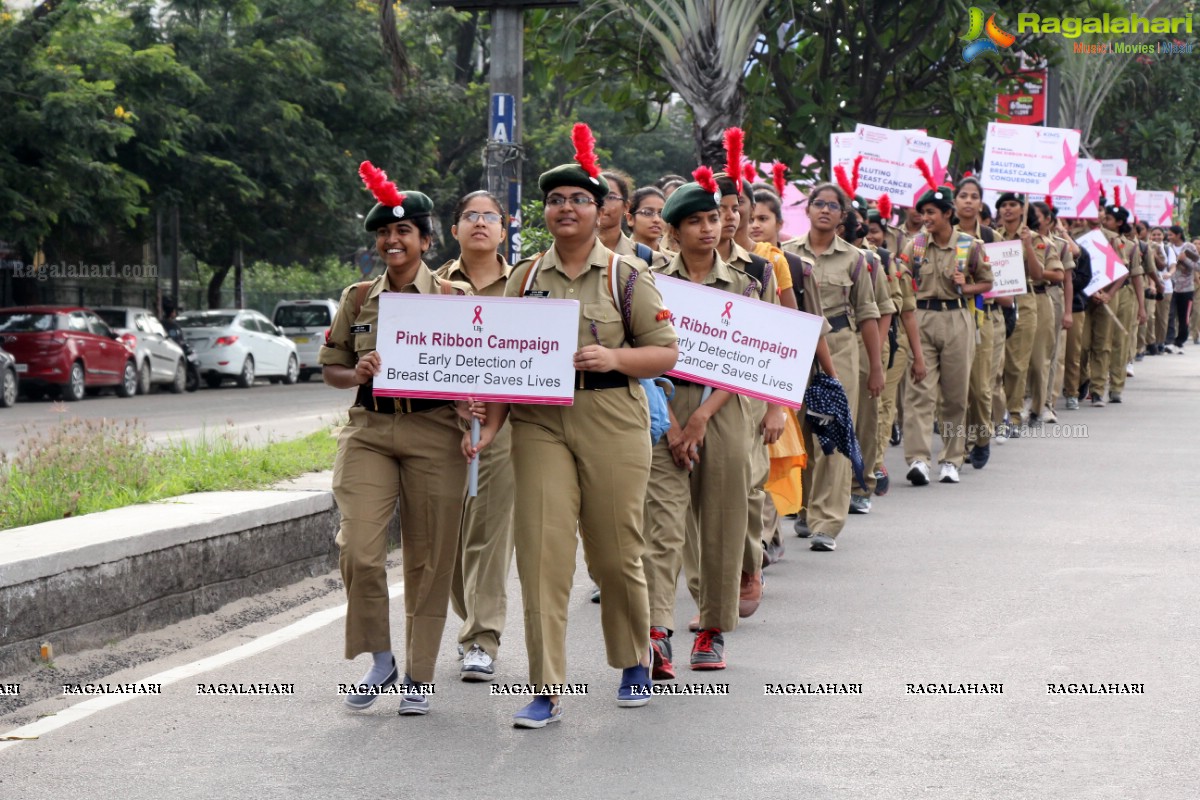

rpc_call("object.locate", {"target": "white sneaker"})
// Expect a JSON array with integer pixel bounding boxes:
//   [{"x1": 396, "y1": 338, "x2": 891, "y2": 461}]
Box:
[
  {"x1": 939, "y1": 462, "x2": 960, "y2": 484},
  {"x1": 1042, "y1": 405, "x2": 1058, "y2": 424},
  {"x1": 906, "y1": 460, "x2": 931, "y2": 486},
  {"x1": 1126, "y1": 363, "x2": 1135, "y2": 377},
  {"x1": 461, "y1": 644, "x2": 495, "y2": 682},
  {"x1": 1065, "y1": 397, "x2": 1080, "y2": 411}
]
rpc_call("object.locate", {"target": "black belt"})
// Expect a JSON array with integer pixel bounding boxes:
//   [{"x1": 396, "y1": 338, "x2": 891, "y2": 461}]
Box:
[
  {"x1": 916, "y1": 298, "x2": 965, "y2": 311},
  {"x1": 1033, "y1": 285, "x2": 1048, "y2": 294},
  {"x1": 826, "y1": 313, "x2": 852, "y2": 332},
  {"x1": 356, "y1": 385, "x2": 452, "y2": 414},
  {"x1": 575, "y1": 370, "x2": 628, "y2": 390}
]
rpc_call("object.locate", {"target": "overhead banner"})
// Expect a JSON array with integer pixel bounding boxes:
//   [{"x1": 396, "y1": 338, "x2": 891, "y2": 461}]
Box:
[
  {"x1": 983, "y1": 158, "x2": 1102, "y2": 220},
  {"x1": 980, "y1": 122, "x2": 1082, "y2": 196},
  {"x1": 829, "y1": 125, "x2": 952, "y2": 207},
  {"x1": 1076, "y1": 230, "x2": 1129, "y2": 296},
  {"x1": 653, "y1": 275, "x2": 824, "y2": 410},
  {"x1": 996, "y1": 68, "x2": 1048, "y2": 126},
  {"x1": 373, "y1": 294, "x2": 579, "y2": 404},
  {"x1": 1135, "y1": 190, "x2": 1175, "y2": 226},
  {"x1": 981, "y1": 240, "x2": 1029, "y2": 299}
]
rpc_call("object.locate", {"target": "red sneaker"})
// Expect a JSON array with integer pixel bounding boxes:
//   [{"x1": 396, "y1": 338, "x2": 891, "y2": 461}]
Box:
[{"x1": 649, "y1": 626, "x2": 674, "y2": 680}]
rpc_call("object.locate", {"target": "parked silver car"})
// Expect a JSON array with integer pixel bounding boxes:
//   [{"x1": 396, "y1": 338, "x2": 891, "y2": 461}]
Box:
[
  {"x1": 177, "y1": 309, "x2": 299, "y2": 388},
  {"x1": 272, "y1": 299, "x2": 338, "y2": 382},
  {"x1": 93, "y1": 306, "x2": 188, "y2": 394}
]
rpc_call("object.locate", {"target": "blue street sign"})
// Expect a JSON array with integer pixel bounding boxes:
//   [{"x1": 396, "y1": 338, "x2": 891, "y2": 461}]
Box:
[
  {"x1": 507, "y1": 181, "x2": 522, "y2": 265},
  {"x1": 490, "y1": 93, "x2": 515, "y2": 143}
]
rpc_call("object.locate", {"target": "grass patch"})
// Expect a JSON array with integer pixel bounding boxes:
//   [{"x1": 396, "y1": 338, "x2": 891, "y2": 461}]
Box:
[{"x1": 0, "y1": 418, "x2": 338, "y2": 530}]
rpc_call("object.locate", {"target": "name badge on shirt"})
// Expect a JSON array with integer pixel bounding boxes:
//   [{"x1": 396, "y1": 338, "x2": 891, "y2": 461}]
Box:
[
  {"x1": 350, "y1": 324, "x2": 372, "y2": 334},
  {"x1": 523, "y1": 290, "x2": 550, "y2": 298}
]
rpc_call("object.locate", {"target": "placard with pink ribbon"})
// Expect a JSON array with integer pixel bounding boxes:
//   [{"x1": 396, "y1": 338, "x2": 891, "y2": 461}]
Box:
[
  {"x1": 1135, "y1": 190, "x2": 1174, "y2": 226},
  {"x1": 980, "y1": 122, "x2": 1081, "y2": 196},
  {"x1": 1105, "y1": 175, "x2": 1138, "y2": 219},
  {"x1": 981, "y1": 240, "x2": 1028, "y2": 299},
  {"x1": 1076, "y1": 230, "x2": 1130, "y2": 296}
]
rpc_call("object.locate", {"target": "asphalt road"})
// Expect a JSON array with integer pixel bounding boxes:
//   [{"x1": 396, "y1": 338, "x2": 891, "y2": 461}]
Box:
[
  {"x1": 0, "y1": 378, "x2": 350, "y2": 455},
  {"x1": 1, "y1": 352, "x2": 1198, "y2": 798}
]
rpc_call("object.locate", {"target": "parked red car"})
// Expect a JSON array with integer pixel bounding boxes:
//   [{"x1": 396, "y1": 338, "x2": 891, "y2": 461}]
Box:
[{"x1": 0, "y1": 306, "x2": 138, "y2": 401}]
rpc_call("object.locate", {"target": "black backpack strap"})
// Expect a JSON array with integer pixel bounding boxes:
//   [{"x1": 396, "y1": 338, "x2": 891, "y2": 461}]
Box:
[
  {"x1": 745, "y1": 253, "x2": 771, "y2": 299},
  {"x1": 634, "y1": 242, "x2": 653, "y2": 266},
  {"x1": 782, "y1": 250, "x2": 807, "y2": 310}
]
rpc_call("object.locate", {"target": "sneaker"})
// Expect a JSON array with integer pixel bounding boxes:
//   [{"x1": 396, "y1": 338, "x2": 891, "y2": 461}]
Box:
[
  {"x1": 461, "y1": 644, "x2": 495, "y2": 682},
  {"x1": 794, "y1": 516, "x2": 812, "y2": 538},
  {"x1": 1007, "y1": 420, "x2": 1021, "y2": 439},
  {"x1": 617, "y1": 664, "x2": 653, "y2": 706},
  {"x1": 343, "y1": 655, "x2": 398, "y2": 711},
  {"x1": 1027, "y1": 413, "x2": 1041, "y2": 427},
  {"x1": 649, "y1": 627, "x2": 675, "y2": 680},
  {"x1": 848, "y1": 494, "x2": 872, "y2": 514},
  {"x1": 994, "y1": 422, "x2": 1009, "y2": 444},
  {"x1": 810, "y1": 533, "x2": 837, "y2": 552},
  {"x1": 1089, "y1": 393, "x2": 1106, "y2": 407},
  {"x1": 1164, "y1": 344, "x2": 1178, "y2": 354},
  {"x1": 1134, "y1": 351, "x2": 1145, "y2": 362},
  {"x1": 968, "y1": 444, "x2": 990, "y2": 470},
  {"x1": 907, "y1": 460, "x2": 931, "y2": 486},
  {"x1": 397, "y1": 675, "x2": 430, "y2": 716},
  {"x1": 890, "y1": 422, "x2": 902, "y2": 446},
  {"x1": 874, "y1": 468, "x2": 890, "y2": 496},
  {"x1": 513, "y1": 696, "x2": 563, "y2": 729},
  {"x1": 1126, "y1": 363, "x2": 1134, "y2": 377},
  {"x1": 1065, "y1": 396, "x2": 1079, "y2": 411},
  {"x1": 739, "y1": 572, "x2": 763, "y2": 617},
  {"x1": 690, "y1": 629, "x2": 726, "y2": 670},
  {"x1": 1108, "y1": 392, "x2": 1122, "y2": 404},
  {"x1": 762, "y1": 537, "x2": 785, "y2": 567},
  {"x1": 1042, "y1": 406, "x2": 1057, "y2": 424},
  {"x1": 687, "y1": 614, "x2": 700, "y2": 633},
  {"x1": 590, "y1": 585, "x2": 601, "y2": 603},
  {"x1": 1194, "y1": 335, "x2": 1199, "y2": 345},
  {"x1": 938, "y1": 462, "x2": 960, "y2": 484}
]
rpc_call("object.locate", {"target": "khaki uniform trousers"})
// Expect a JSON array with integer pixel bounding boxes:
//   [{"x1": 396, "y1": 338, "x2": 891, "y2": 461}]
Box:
[
  {"x1": 1155, "y1": 293, "x2": 1172, "y2": 345},
  {"x1": 875, "y1": 333, "x2": 909, "y2": 473},
  {"x1": 1027, "y1": 289, "x2": 1058, "y2": 413},
  {"x1": 1043, "y1": 286, "x2": 1065, "y2": 409},
  {"x1": 644, "y1": 385, "x2": 751, "y2": 633},
  {"x1": 1085, "y1": 300, "x2": 1113, "y2": 394},
  {"x1": 904, "y1": 307, "x2": 975, "y2": 467},
  {"x1": 1063, "y1": 309, "x2": 1088, "y2": 401},
  {"x1": 990, "y1": 306, "x2": 1008, "y2": 427},
  {"x1": 1003, "y1": 293, "x2": 1038, "y2": 416},
  {"x1": 856, "y1": 335, "x2": 882, "y2": 495},
  {"x1": 449, "y1": 423, "x2": 514, "y2": 659},
  {"x1": 511, "y1": 389, "x2": 651, "y2": 686},
  {"x1": 1109, "y1": 287, "x2": 1135, "y2": 394},
  {"x1": 1139, "y1": 296, "x2": 1155, "y2": 352},
  {"x1": 800, "y1": 327, "x2": 859, "y2": 537},
  {"x1": 333, "y1": 404, "x2": 467, "y2": 683},
  {"x1": 965, "y1": 304, "x2": 995, "y2": 447}
]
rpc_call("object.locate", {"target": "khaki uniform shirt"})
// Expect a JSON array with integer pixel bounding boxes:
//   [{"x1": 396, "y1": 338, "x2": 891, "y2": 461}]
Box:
[
  {"x1": 781, "y1": 234, "x2": 879, "y2": 329},
  {"x1": 724, "y1": 241, "x2": 781, "y2": 305},
  {"x1": 614, "y1": 233, "x2": 671, "y2": 270},
  {"x1": 655, "y1": 251, "x2": 757, "y2": 296},
  {"x1": 1103, "y1": 229, "x2": 1143, "y2": 278},
  {"x1": 435, "y1": 255, "x2": 511, "y2": 297},
  {"x1": 898, "y1": 231, "x2": 993, "y2": 312},
  {"x1": 862, "y1": 245, "x2": 898, "y2": 316}
]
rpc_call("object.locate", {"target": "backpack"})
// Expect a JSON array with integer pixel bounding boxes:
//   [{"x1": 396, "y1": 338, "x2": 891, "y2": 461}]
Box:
[
  {"x1": 781, "y1": 250, "x2": 808, "y2": 311},
  {"x1": 739, "y1": 252, "x2": 773, "y2": 300}
]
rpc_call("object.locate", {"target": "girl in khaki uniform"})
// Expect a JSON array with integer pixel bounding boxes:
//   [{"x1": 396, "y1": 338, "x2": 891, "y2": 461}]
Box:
[
  {"x1": 468, "y1": 125, "x2": 678, "y2": 729},
  {"x1": 436, "y1": 191, "x2": 514, "y2": 683},
  {"x1": 1024, "y1": 201, "x2": 1066, "y2": 424},
  {"x1": 321, "y1": 163, "x2": 471, "y2": 716}
]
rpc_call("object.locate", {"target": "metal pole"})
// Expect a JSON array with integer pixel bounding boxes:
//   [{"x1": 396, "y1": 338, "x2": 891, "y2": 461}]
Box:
[{"x1": 489, "y1": 6, "x2": 524, "y2": 265}]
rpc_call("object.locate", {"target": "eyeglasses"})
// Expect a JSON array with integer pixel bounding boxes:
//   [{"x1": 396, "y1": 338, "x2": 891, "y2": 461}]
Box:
[
  {"x1": 810, "y1": 200, "x2": 842, "y2": 212},
  {"x1": 546, "y1": 195, "x2": 596, "y2": 207},
  {"x1": 460, "y1": 211, "x2": 503, "y2": 224},
  {"x1": 634, "y1": 208, "x2": 663, "y2": 218},
  {"x1": 604, "y1": 193, "x2": 627, "y2": 204}
]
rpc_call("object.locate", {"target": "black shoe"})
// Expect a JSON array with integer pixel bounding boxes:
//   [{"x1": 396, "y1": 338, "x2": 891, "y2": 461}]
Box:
[
  {"x1": 969, "y1": 444, "x2": 990, "y2": 470},
  {"x1": 890, "y1": 422, "x2": 902, "y2": 446},
  {"x1": 1078, "y1": 380, "x2": 1090, "y2": 401}
]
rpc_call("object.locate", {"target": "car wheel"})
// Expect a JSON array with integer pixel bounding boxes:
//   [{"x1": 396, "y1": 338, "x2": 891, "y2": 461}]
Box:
[
  {"x1": 282, "y1": 354, "x2": 299, "y2": 385},
  {"x1": 137, "y1": 360, "x2": 152, "y2": 395},
  {"x1": 170, "y1": 360, "x2": 186, "y2": 394},
  {"x1": 236, "y1": 356, "x2": 255, "y2": 388},
  {"x1": 0, "y1": 367, "x2": 16, "y2": 408},
  {"x1": 64, "y1": 361, "x2": 86, "y2": 402},
  {"x1": 299, "y1": 370, "x2": 313, "y2": 382},
  {"x1": 205, "y1": 374, "x2": 224, "y2": 389},
  {"x1": 116, "y1": 360, "x2": 138, "y2": 397}
]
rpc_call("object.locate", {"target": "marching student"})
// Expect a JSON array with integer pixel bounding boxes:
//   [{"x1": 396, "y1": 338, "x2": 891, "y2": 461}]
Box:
[
  {"x1": 436, "y1": 191, "x2": 515, "y2": 683},
  {"x1": 1150, "y1": 226, "x2": 1172, "y2": 354},
  {"x1": 783, "y1": 182, "x2": 883, "y2": 551},
  {"x1": 1167, "y1": 225, "x2": 1196, "y2": 350},
  {"x1": 1099, "y1": 190, "x2": 1143, "y2": 404},
  {"x1": 323, "y1": 163, "x2": 472, "y2": 716},
  {"x1": 627, "y1": 186, "x2": 669, "y2": 255},
  {"x1": 601, "y1": 169, "x2": 670, "y2": 269},
  {"x1": 1081, "y1": 213, "x2": 1116, "y2": 407},
  {"x1": 643, "y1": 168, "x2": 759, "y2": 677},
  {"x1": 1024, "y1": 200, "x2": 1066, "y2": 424},
  {"x1": 898, "y1": 177, "x2": 993, "y2": 485},
  {"x1": 997, "y1": 193, "x2": 1048, "y2": 436},
  {"x1": 1061, "y1": 220, "x2": 1093, "y2": 410},
  {"x1": 467, "y1": 124, "x2": 678, "y2": 729}
]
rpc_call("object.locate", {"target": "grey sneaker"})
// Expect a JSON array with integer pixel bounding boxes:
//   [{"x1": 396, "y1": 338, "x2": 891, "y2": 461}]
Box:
[
  {"x1": 794, "y1": 516, "x2": 812, "y2": 538},
  {"x1": 398, "y1": 675, "x2": 430, "y2": 716},
  {"x1": 461, "y1": 644, "x2": 495, "y2": 682},
  {"x1": 689, "y1": 629, "x2": 726, "y2": 670},
  {"x1": 343, "y1": 655, "x2": 398, "y2": 711},
  {"x1": 810, "y1": 534, "x2": 837, "y2": 551},
  {"x1": 848, "y1": 494, "x2": 872, "y2": 514},
  {"x1": 1065, "y1": 396, "x2": 1079, "y2": 411}
]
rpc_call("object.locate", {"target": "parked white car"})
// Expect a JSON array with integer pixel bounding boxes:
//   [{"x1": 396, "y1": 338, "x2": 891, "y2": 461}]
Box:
[
  {"x1": 176, "y1": 309, "x2": 299, "y2": 388},
  {"x1": 93, "y1": 306, "x2": 187, "y2": 394},
  {"x1": 272, "y1": 299, "x2": 338, "y2": 382}
]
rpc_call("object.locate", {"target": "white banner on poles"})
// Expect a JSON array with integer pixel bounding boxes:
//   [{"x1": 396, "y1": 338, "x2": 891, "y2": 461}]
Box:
[{"x1": 980, "y1": 122, "x2": 1081, "y2": 196}]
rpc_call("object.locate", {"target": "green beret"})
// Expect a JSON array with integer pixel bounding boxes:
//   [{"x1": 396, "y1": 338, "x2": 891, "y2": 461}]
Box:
[
  {"x1": 364, "y1": 191, "x2": 434, "y2": 232},
  {"x1": 848, "y1": 195, "x2": 868, "y2": 214},
  {"x1": 662, "y1": 181, "x2": 723, "y2": 227},
  {"x1": 867, "y1": 209, "x2": 882, "y2": 224},
  {"x1": 915, "y1": 187, "x2": 955, "y2": 212},
  {"x1": 539, "y1": 164, "x2": 609, "y2": 204},
  {"x1": 995, "y1": 192, "x2": 1025, "y2": 208}
]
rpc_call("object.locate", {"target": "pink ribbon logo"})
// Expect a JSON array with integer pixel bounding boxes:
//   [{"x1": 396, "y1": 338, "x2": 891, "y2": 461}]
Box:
[
  {"x1": 1076, "y1": 169, "x2": 1101, "y2": 217},
  {"x1": 1093, "y1": 239, "x2": 1123, "y2": 282},
  {"x1": 1159, "y1": 196, "x2": 1173, "y2": 225},
  {"x1": 1047, "y1": 140, "x2": 1077, "y2": 195},
  {"x1": 721, "y1": 301, "x2": 733, "y2": 319},
  {"x1": 912, "y1": 149, "x2": 949, "y2": 207},
  {"x1": 472, "y1": 305, "x2": 483, "y2": 324}
]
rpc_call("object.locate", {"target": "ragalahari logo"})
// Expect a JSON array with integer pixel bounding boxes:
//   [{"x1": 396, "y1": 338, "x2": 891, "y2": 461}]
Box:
[{"x1": 962, "y1": 7, "x2": 1016, "y2": 62}]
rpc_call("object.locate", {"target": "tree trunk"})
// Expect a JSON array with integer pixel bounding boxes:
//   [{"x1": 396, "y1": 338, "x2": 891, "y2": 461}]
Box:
[{"x1": 207, "y1": 263, "x2": 231, "y2": 310}]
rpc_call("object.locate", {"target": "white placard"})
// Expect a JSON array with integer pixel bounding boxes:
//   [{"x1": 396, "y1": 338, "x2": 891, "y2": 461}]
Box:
[
  {"x1": 654, "y1": 275, "x2": 823, "y2": 410},
  {"x1": 1065, "y1": 158, "x2": 1102, "y2": 219},
  {"x1": 1076, "y1": 230, "x2": 1130, "y2": 296},
  {"x1": 980, "y1": 122, "x2": 1082, "y2": 196},
  {"x1": 829, "y1": 131, "x2": 857, "y2": 180},
  {"x1": 374, "y1": 293, "x2": 579, "y2": 404},
  {"x1": 830, "y1": 125, "x2": 953, "y2": 207},
  {"x1": 1136, "y1": 189, "x2": 1174, "y2": 226},
  {"x1": 982, "y1": 240, "x2": 1028, "y2": 298},
  {"x1": 1100, "y1": 159, "x2": 1127, "y2": 178},
  {"x1": 1105, "y1": 175, "x2": 1137, "y2": 220}
]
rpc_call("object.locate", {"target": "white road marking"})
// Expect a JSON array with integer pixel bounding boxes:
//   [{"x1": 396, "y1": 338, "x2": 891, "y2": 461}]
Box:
[{"x1": 0, "y1": 581, "x2": 403, "y2": 753}]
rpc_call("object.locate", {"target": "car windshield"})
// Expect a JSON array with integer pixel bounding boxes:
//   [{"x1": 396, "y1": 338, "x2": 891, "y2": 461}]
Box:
[
  {"x1": 275, "y1": 305, "x2": 332, "y2": 328},
  {"x1": 0, "y1": 311, "x2": 59, "y2": 332},
  {"x1": 94, "y1": 309, "x2": 127, "y2": 329},
  {"x1": 178, "y1": 314, "x2": 237, "y2": 329}
]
